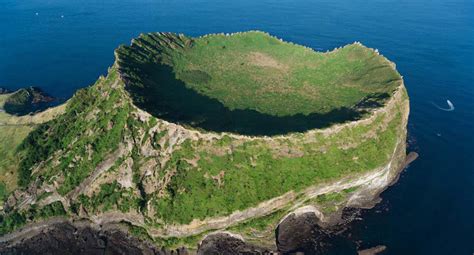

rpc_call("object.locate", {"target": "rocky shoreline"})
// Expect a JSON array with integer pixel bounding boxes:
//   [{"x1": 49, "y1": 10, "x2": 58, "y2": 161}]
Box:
[
  {"x1": 0, "y1": 88, "x2": 11, "y2": 94},
  {"x1": 0, "y1": 152, "x2": 417, "y2": 254},
  {"x1": 0, "y1": 86, "x2": 56, "y2": 116},
  {"x1": 0, "y1": 220, "x2": 176, "y2": 255}
]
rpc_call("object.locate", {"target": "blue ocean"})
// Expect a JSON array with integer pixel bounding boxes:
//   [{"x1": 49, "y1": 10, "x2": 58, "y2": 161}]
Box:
[{"x1": 1, "y1": 0, "x2": 473, "y2": 254}]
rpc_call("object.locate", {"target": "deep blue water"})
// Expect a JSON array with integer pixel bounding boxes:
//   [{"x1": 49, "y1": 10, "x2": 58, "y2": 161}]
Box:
[{"x1": 1, "y1": 0, "x2": 473, "y2": 254}]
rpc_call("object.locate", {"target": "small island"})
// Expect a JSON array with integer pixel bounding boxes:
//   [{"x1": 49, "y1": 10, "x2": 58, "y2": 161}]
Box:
[{"x1": 0, "y1": 31, "x2": 410, "y2": 252}]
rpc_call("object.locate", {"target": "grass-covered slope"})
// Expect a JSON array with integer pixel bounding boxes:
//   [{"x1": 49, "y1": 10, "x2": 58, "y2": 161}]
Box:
[
  {"x1": 0, "y1": 91, "x2": 64, "y2": 206},
  {"x1": 0, "y1": 70, "x2": 134, "y2": 234},
  {"x1": 116, "y1": 31, "x2": 400, "y2": 135},
  {"x1": 16, "y1": 70, "x2": 131, "y2": 192},
  {"x1": 120, "y1": 31, "x2": 399, "y2": 116},
  {"x1": 1, "y1": 32, "x2": 409, "y2": 249}
]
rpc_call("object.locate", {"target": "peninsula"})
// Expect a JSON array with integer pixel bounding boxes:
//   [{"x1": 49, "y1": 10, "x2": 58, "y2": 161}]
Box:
[{"x1": 0, "y1": 31, "x2": 410, "y2": 251}]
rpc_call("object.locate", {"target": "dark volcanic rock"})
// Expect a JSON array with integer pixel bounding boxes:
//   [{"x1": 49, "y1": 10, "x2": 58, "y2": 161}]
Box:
[
  {"x1": 276, "y1": 212, "x2": 325, "y2": 254},
  {"x1": 0, "y1": 87, "x2": 11, "y2": 94},
  {"x1": 275, "y1": 210, "x2": 365, "y2": 254},
  {"x1": 3, "y1": 86, "x2": 55, "y2": 116},
  {"x1": 0, "y1": 222, "x2": 187, "y2": 255},
  {"x1": 197, "y1": 233, "x2": 270, "y2": 254}
]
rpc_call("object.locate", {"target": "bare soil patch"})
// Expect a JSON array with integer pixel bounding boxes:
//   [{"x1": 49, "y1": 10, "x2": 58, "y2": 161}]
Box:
[{"x1": 248, "y1": 52, "x2": 288, "y2": 71}]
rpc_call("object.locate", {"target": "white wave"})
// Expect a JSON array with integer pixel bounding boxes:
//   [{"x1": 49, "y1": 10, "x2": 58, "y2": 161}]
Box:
[{"x1": 432, "y1": 99, "x2": 454, "y2": 111}]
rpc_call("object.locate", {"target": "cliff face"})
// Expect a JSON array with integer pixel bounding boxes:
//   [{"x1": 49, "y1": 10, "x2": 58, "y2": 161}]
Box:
[{"x1": 0, "y1": 32, "x2": 409, "y2": 250}]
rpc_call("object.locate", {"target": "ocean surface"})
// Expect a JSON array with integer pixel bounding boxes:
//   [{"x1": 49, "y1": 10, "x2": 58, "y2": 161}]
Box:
[{"x1": 1, "y1": 0, "x2": 473, "y2": 254}]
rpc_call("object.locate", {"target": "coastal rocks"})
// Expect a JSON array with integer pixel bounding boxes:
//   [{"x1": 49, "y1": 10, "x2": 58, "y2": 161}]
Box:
[
  {"x1": 197, "y1": 232, "x2": 269, "y2": 254},
  {"x1": 0, "y1": 87, "x2": 10, "y2": 94},
  {"x1": 3, "y1": 86, "x2": 55, "y2": 116},
  {"x1": 0, "y1": 222, "x2": 187, "y2": 255},
  {"x1": 275, "y1": 208, "x2": 381, "y2": 254},
  {"x1": 276, "y1": 212, "x2": 327, "y2": 254}
]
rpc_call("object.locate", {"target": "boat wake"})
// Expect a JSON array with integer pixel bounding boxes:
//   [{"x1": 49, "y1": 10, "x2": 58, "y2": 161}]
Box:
[{"x1": 432, "y1": 100, "x2": 454, "y2": 111}]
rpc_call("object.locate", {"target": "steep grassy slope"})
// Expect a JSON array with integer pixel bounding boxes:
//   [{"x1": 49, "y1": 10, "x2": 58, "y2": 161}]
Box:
[
  {"x1": 0, "y1": 70, "x2": 137, "y2": 234},
  {"x1": 0, "y1": 32, "x2": 409, "y2": 249},
  {"x1": 120, "y1": 31, "x2": 399, "y2": 116},
  {"x1": 116, "y1": 31, "x2": 399, "y2": 135},
  {"x1": 0, "y1": 93, "x2": 64, "y2": 203}
]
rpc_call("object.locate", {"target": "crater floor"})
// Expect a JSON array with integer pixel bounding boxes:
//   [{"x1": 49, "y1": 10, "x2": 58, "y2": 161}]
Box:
[{"x1": 116, "y1": 31, "x2": 401, "y2": 135}]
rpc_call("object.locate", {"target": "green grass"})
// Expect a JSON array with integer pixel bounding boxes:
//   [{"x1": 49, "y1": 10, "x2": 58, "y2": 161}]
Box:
[
  {"x1": 0, "y1": 211, "x2": 26, "y2": 235},
  {"x1": 0, "y1": 125, "x2": 33, "y2": 192},
  {"x1": 4, "y1": 32, "x2": 407, "y2": 240},
  {"x1": 0, "y1": 93, "x2": 10, "y2": 107},
  {"x1": 116, "y1": 31, "x2": 401, "y2": 135},
  {"x1": 303, "y1": 187, "x2": 360, "y2": 214},
  {"x1": 0, "y1": 201, "x2": 66, "y2": 235},
  {"x1": 3, "y1": 87, "x2": 53, "y2": 116},
  {"x1": 16, "y1": 70, "x2": 131, "y2": 192},
  {"x1": 0, "y1": 182, "x2": 7, "y2": 204},
  {"x1": 125, "y1": 222, "x2": 208, "y2": 250},
  {"x1": 151, "y1": 110, "x2": 401, "y2": 224},
  {"x1": 3, "y1": 88, "x2": 32, "y2": 115},
  {"x1": 228, "y1": 208, "x2": 288, "y2": 234},
  {"x1": 151, "y1": 231, "x2": 209, "y2": 250},
  {"x1": 120, "y1": 31, "x2": 400, "y2": 117},
  {"x1": 0, "y1": 89, "x2": 65, "y2": 194},
  {"x1": 77, "y1": 181, "x2": 142, "y2": 214},
  {"x1": 36, "y1": 191, "x2": 53, "y2": 202}
]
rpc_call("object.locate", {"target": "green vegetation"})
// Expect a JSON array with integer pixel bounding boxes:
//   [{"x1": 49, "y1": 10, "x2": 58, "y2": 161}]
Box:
[
  {"x1": 151, "y1": 111, "x2": 401, "y2": 224},
  {"x1": 0, "y1": 125, "x2": 32, "y2": 191},
  {"x1": 118, "y1": 31, "x2": 399, "y2": 117},
  {"x1": 0, "y1": 182, "x2": 7, "y2": 203},
  {"x1": 151, "y1": 231, "x2": 209, "y2": 249},
  {"x1": 229, "y1": 209, "x2": 288, "y2": 235},
  {"x1": 126, "y1": 222, "x2": 209, "y2": 250},
  {"x1": 297, "y1": 187, "x2": 361, "y2": 214},
  {"x1": 126, "y1": 223, "x2": 153, "y2": 241},
  {"x1": 78, "y1": 181, "x2": 141, "y2": 213},
  {"x1": 180, "y1": 33, "x2": 399, "y2": 116},
  {"x1": 3, "y1": 87, "x2": 54, "y2": 116},
  {"x1": 0, "y1": 94, "x2": 30, "y2": 192},
  {"x1": 1, "y1": 31, "x2": 408, "y2": 247},
  {"x1": 0, "y1": 211, "x2": 26, "y2": 235},
  {"x1": 0, "y1": 90, "x2": 63, "y2": 193},
  {"x1": 0, "y1": 201, "x2": 66, "y2": 235},
  {"x1": 16, "y1": 70, "x2": 130, "y2": 193},
  {"x1": 116, "y1": 32, "x2": 402, "y2": 135},
  {"x1": 37, "y1": 201, "x2": 67, "y2": 218},
  {"x1": 36, "y1": 191, "x2": 53, "y2": 202}
]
